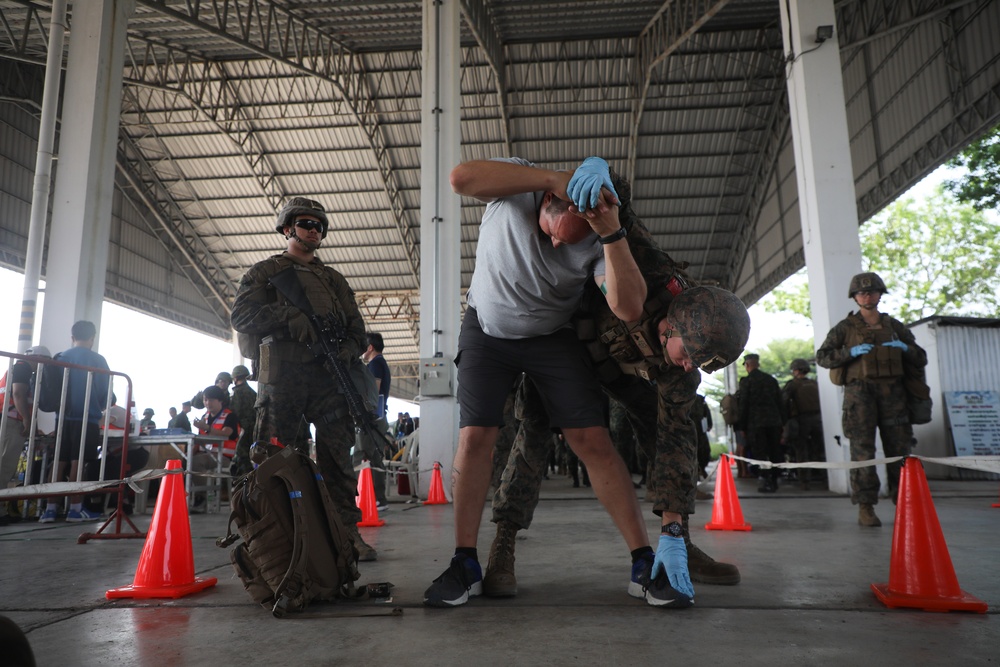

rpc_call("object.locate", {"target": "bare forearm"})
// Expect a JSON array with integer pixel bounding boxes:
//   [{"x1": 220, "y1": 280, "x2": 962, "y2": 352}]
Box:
[
  {"x1": 601, "y1": 240, "x2": 646, "y2": 322},
  {"x1": 450, "y1": 160, "x2": 571, "y2": 202}
]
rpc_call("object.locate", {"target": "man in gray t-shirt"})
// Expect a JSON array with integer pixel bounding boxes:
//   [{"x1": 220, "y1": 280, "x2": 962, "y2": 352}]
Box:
[{"x1": 425, "y1": 157, "x2": 693, "y2": 610}]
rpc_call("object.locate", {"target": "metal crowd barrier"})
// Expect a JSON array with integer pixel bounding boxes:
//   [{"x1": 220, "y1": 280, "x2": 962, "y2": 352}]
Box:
[{"x1": 0, "y1": 349, "x2": 143, "y2": 543}]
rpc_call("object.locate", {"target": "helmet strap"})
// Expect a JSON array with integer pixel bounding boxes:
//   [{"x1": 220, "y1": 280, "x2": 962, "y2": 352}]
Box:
[{"x1": 287, "y1": 227, "x2": 320, "y2": 251}]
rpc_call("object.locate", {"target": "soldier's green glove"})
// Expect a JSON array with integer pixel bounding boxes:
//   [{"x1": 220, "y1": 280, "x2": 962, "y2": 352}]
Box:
[{"x1": 288, "y1": 311, "x2": 317, "y2": 343}]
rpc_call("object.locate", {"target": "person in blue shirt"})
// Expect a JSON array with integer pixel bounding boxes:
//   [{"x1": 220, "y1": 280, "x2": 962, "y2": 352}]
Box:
[{"x1": 39, "y1": 320, "x2": 111, "y2": 523}]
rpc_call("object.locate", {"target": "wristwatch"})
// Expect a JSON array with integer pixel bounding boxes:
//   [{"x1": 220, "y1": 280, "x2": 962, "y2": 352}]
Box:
[
  {"x1": 661, "y1": 521, "x2": 683, "y2": 538},
  {"x1": 598, "y1": 226, "x2": 628, "y2": 245}
]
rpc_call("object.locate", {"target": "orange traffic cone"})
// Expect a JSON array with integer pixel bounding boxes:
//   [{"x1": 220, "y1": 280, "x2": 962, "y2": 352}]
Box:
[
  {"x1": 424, "y1": 461, "x2": 448, "y2": 505},
  {"x1": 705, "y1": 455, "x2": 752, "y2": 531},
  {"x1": 871, "y1": 457, "x2": 987, "y2": 612},
  {"x1": 356, "y1": 464, "x2": 385, "y2": 527},
  {"x1": 106, "y1": 459, "x2": 218, "y2": 599}
]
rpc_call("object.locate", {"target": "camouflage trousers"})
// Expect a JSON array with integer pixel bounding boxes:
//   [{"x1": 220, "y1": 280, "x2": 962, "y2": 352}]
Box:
[
  {"x1": 255, "y1": 359, "x2": 361, "y2": 526},
  {"x1": 490, "y1": 389, "x2": 520, "y2": 491},
  {"x1": 491, "y1": 373, "x2": 697, "y2": 529},
  {"x1": 842, "y1": 379, "x2": 912, "y2": 505},
  {"x1": 787, "y1": 412, "x2": 825, "y2": 466}
]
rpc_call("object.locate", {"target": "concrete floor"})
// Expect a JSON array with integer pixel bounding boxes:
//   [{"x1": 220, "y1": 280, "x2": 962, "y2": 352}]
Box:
[{"x1": 2, "y1": 467, "x2": 997, "y2": 667}]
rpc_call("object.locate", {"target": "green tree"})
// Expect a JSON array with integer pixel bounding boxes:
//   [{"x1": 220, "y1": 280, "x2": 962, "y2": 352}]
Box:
[
  {"x1": 701, "y1": 337, "x2": 815, "y2": 405},
  {"x1": 760, "y1": 186, "x2": 1000, "y2": 322},
  {"x1": 946, "y1": 125, "x2": 1000, "y2": 211}
]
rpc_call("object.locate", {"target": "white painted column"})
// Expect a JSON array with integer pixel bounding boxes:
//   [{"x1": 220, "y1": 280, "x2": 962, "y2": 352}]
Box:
[
  {"x1": 418, "y1": 0, "x2": 462, "y2": 500},
  {"x1": 40, "y1": 0, "x2": 134, "y2": 351},
  {"x1": 779, "y1": 0, "x2": 864, "y2": 495}
]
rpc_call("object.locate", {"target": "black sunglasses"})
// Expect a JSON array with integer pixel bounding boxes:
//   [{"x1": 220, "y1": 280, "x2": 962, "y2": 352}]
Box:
[{"x1": 294, "y1": 219, "x2": 323, "y2": 232}]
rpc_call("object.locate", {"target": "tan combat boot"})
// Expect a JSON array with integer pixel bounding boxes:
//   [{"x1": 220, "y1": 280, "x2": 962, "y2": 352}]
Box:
[
  {"x1": 350, "y1": 527, "x2": 378, "y2": 561},
  {"x1": 483, "y1": 520, "x2": 518, "y2": 597},
  {"x1": 687, "y1": 541, "x2": 741, "y2": 585},
  {"x1": 858, "y1": 503, "x2": 881, "y2": 527}
]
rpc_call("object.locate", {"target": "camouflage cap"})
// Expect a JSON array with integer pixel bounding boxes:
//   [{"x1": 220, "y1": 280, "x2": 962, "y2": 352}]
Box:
[
  {"x1": 231, "y1": 364, "x2": 251, "y2": 379},
  {"x1": 848, "y1": 272, "x2": 887, "y2": 298},
  {"x1": 216, "y1": 371, "x2": 233, "y2": 383},
  {"x1": 667, "y1": 286, "x2": 750, "y2": 373},
  {"x1": 275, "y1": 197, "x2": 329, "y2": 238},
  {"x1": 790, "y1": 358, "x2": 811, "y2": 372}
]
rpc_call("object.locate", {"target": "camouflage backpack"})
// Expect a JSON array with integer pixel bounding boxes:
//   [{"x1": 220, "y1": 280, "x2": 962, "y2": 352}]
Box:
[{"x1": 217, "y1": 446, "x2": 360, "y2": 617}]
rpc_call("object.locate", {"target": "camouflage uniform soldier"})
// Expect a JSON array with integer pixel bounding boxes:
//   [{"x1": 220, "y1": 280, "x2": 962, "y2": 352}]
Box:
[
  {"x1": 229, "y1": 364, "x2": 257, "y2": 477},
  {"x1": 231, "y1": 197, "x2": 376, "y2": 560},
  {"x1": 484, "y1": 175, "x2": 750, "y2": 597},
  {"x1": 816, "y1": 272, "x2": 927, "y2": 526},
  {"x1": 737, "y1": 353, "x2": 785, "y2": 493},
  {"x1": 781, "y1": 359, "x2": 825, "y2": 489}
]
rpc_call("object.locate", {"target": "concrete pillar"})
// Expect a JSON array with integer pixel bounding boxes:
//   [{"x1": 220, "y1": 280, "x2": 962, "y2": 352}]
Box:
[
  {"x1": 417, "y1": 0, "x2": 462, "y2": 500},
  {"x1": 40, "y1": 0, "x2": 134, "y2": 352},
  {"x1": 779, "y1": 0, "x2": 865, "y2": 495}
]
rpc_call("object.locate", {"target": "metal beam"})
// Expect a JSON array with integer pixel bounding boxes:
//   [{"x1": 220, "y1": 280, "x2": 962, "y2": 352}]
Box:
[
  {"x1": 136, "y1": 0, "x2": 421, "y2": 288},
  {"x1": 460, "y1": 0, "x2": 511, "y2": 154},
  {"x1": 627, "y1": 0, "x2": 732, "y2": 183}
]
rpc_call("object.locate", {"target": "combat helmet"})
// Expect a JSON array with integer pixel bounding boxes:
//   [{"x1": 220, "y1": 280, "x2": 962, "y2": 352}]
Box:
[
  {"x1": 667, "y1": 286, "x2": 750, "y2": 372},
  {"x1": 275, "y1": 197, "x2": 329, "y2": 238},
  {"x1": 790, "y1": 358, "x2": 811, "y2": 373},
  {"x1": 848, "y1": 272, "x2": 887, "y2": 298}
]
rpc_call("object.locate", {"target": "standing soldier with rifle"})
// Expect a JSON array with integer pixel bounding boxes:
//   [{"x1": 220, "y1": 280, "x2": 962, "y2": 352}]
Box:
[{"x1": 231, "y1": 197, "x2": 378, "y2": 561}]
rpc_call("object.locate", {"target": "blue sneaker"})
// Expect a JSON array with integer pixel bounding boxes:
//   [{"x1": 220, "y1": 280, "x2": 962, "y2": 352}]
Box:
[
  {"x1": 38, "y1": 507, "x2": 58, "y2": 523},
  {"x1": 66, "y1": 508, "x2": 103, "y2": 523},
  {"x1": 423, "y1": 553, "x2": 483, "y2": 607},
  {"x1": 628, "y1": 553, "x2": 694, "y2": 609}
]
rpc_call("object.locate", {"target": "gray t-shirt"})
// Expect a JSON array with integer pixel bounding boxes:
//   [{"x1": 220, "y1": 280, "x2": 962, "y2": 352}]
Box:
[{"x1": 466, "y1": 157, "x2": 606, "y2": 339}]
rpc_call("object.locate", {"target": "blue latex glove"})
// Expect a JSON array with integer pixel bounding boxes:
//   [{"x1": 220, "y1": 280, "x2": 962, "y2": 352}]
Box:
[
  {"x1": 850, "y1": 343, "x2": 874, "y2": 358},
  {"x1": 651, "y1": 535, "x2": 695, "y2": 599},
  {"x1": 566, "y1": 157, "x2": 619, "y2": 212},
  {"x1": 882, "y1": 340, "x2": 908, "y2": 352}
]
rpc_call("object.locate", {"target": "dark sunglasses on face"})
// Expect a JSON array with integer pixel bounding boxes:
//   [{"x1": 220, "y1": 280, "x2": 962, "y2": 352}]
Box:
[{"x1": 294, "y1": 219, "x2": 323, "y2": 232}]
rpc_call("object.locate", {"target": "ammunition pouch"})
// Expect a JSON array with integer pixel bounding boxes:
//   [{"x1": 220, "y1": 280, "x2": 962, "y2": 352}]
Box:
[{"x1": 257, "y1": 337, "x2": 319, "y2": 384}]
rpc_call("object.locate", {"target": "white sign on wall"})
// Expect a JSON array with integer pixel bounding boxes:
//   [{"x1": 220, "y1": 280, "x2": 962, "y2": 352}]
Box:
[{"x1": 943, "y1": 390, "x2": 1000, "y2": 456}]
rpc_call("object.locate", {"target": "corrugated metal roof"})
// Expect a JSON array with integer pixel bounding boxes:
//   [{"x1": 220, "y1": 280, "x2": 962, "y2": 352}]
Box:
[{"x1": 1, "y1": 0, "x2": 998, "y2": 399}]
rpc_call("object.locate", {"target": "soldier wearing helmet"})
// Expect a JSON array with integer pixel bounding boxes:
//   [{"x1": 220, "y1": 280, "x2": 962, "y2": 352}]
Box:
[
  {"x1": 781, "y1": 359, "x2": 825, "y2": 490},
  {"x1": 228, "y1": 364, "x2": 257, "y2": 477},
  {"x1": 816, "y1": 271, "x2": 927, "y2": 527},
  {"x1": 231, "y1": 196, "x2": 374, "y2": 562},
  {"x1": 484, "y1": 171, "x2": 750, "y2": 603}
]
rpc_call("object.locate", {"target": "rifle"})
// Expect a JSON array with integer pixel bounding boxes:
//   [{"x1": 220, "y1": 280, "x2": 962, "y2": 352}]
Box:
[{"x1": 268, "y1": 267, "x2": 397, "y2": 456}]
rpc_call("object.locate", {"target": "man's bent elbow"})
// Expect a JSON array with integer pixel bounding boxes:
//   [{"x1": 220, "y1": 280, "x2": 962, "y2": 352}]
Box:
[{"x1": 450, "y1": 163, "x2": 475, "y2": 195}]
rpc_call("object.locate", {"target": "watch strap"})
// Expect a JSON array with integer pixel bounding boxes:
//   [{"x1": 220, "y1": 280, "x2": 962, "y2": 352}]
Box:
[{"x1": 598, "y1": 226, "x2": 627, "y2": 245}]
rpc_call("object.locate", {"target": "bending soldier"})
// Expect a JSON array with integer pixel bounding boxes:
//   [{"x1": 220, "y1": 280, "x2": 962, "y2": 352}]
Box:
[
  {"x1": 484, "y1": 173, "x2": 750, "y2": 598},
  {"x1": 816, "y1": 272, "x2": 927, "y2": 526}
]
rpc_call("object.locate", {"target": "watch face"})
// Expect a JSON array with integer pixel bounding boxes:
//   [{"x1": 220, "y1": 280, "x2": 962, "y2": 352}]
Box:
[{"x1": 664, "y1": 521, "x2": 683, "y2": 538}]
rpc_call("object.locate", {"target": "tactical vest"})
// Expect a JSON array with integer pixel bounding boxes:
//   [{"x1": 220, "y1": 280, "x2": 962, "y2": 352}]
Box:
[
  {"x1": 580, "y1": 272, "x2": 691, "y2": 383},
  {"x1": 840, "y1": 313, "x2": 904, "y2": 383},
  {"x1": 241, "y1": 254, "x2": 354, "y2": 376}
]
